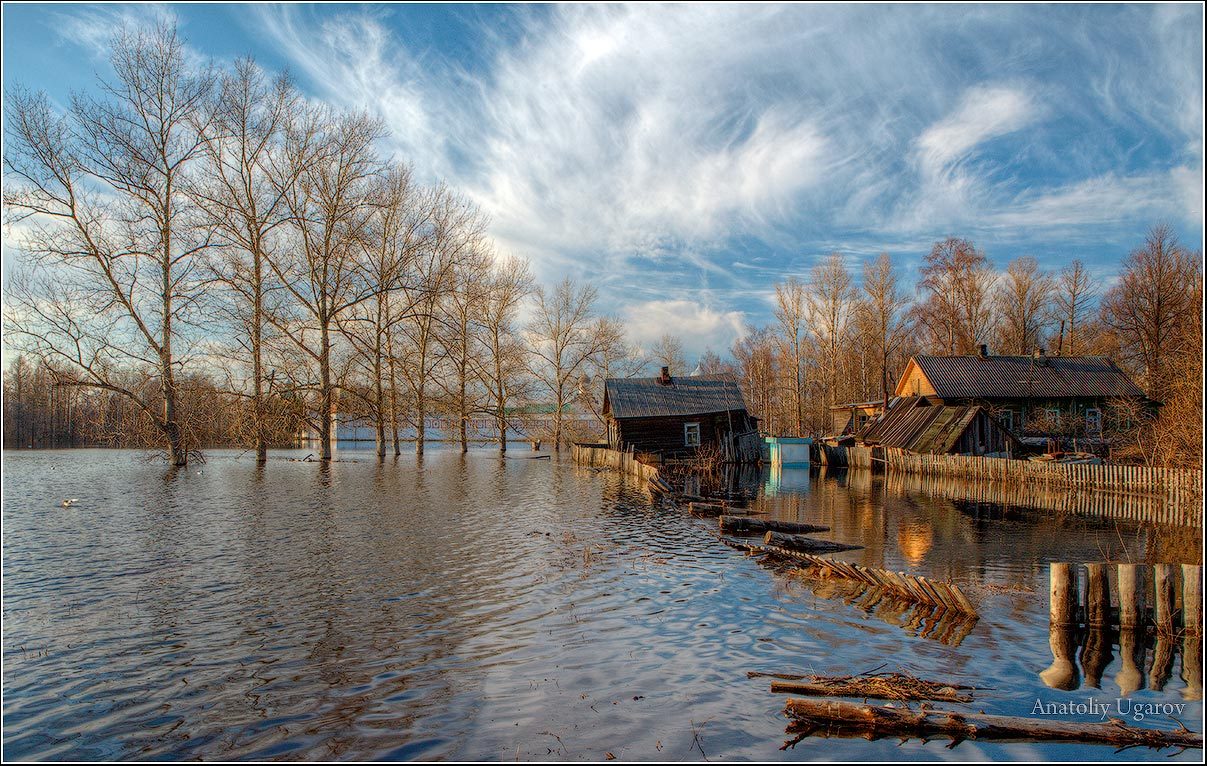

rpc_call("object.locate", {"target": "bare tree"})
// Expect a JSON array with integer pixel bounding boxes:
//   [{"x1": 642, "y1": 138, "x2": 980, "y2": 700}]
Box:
[
  {"x1": 1054, "y1": 259, "x2": 1096, "y2": 356},
  {"x1": 914, "y1": 237, "x2": 996, "y2": 355},
  {"x1": 3, "y1": 23, "x2": 215, "y2": 465},
  {"x1": 193, "y1": 57, "x2": 297, "y2": 463},
  {"x1": 474, "y1": 255, "x2": 534, "y2": 452},
  {"x1": 858, "y1": 253, "x2": 911, "y2": 410},
  {"x1": 650, "y1": 333, "x2": 687, "y2": 375},
  {"x1": 1100, "y1": 224, "x2": 1196, "y2": 404},
  {"x1": 732, "y1": 326, "x2": 780, "y2": 436},
  {"x1": 994, "y1": 256, "x2": 1055, "y2": 355},
  {"x1": 268, "y1": 107, "x2": 383, "y2": 461},
  {"x1": 338, "y1": 164, "x2": 428, "y2": 458},
  {"x1": 396, "y1": 184, "x2": 479, "y2": 454},
  {"x1": 696, "y1": 349, "x2": 735, "y2": 375},
  {"x1": 806, "y1": 253, "x2": 857, "y2": 419},
  {"x1": 580, "y1": 316, "x2": 642, "y2": 431},
  {"x1": 773, "y1": 277, "x2": 807, "y2": 436},
  {"x1": 527, "y1": 278, "x2": 611, "y2": 450},
  {"x1": 436, "y1": 233, "x2": 493, "y2": 453}
]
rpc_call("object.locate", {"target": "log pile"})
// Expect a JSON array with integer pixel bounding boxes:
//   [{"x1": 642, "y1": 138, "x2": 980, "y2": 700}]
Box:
[
  {"x1": 782, "y1": 698, "x2": 1202, "y2": 751},
  {"x1": 762, "y1": 531, "x2": 862, "y2": 554}
]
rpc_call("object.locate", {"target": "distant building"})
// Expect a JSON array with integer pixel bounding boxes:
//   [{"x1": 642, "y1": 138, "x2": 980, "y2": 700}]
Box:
[
  {"x1": 602, "y1": 368, "x2": 760, "y2": 462},
  {"x1": 859, "y1": 397, "x2": 1020, "y2": 456},
  {"x1": 893, "y1": 348, "x2": 1149, "y2": 440}
]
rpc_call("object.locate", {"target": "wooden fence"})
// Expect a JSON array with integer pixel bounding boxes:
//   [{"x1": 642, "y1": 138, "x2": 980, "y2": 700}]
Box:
[
  {"x1": 883, "y1": 468, "x2": 1203, "y2": 528},
  {"x1": 571, "y1": 443, "x2": 662, "y2": 483}
]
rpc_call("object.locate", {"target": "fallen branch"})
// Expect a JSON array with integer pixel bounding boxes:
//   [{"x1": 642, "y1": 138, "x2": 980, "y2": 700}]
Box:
[
  {"x1": 767, "y1": 672, "x2": 974, "y2": 702},
  {"x1": 782, "y1": 698, "x2": 1202, "y2": 751}
]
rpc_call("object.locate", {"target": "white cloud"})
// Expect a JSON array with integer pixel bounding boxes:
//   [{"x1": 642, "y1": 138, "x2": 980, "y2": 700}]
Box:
[
  {"x1": 620, "y1": 299, "x2": 747, "y2": 361},
  {"x1": 914, "y1": 86, "x2": 1038, "y2": 177}
]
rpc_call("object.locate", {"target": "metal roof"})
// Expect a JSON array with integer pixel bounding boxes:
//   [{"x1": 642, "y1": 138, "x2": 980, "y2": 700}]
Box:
[
  {"x1": 908, "y1": 355, "x2": 1146, "y2": 400},
  {"x1": 604, "y1": 374, "x2": 749, "y2": 419},
  {"x1": 860, "y1": 398, "x2": 1014, "y2": 454}
]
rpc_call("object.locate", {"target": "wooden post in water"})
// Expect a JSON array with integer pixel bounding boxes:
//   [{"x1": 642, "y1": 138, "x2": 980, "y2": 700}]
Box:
[
  {"x1": 1114, "y1": 628, "x2": 1145, "y2": 697},
  {"x1": 1183, "y1": 631, "x2": 1203, "y2": 702},
  {"x1": 1153, "y1": 564, "x2": 1177, "y2": 634},
  {"x1": 1116, "y1": 564, "x2": 1144, "y2": 629},
  {"x1": 1182, "y1": 564, "x2": 1202, "y2": 635},
  {"x1": 1041, "y1": 563, "x2": 1081, "y2": 690},
  {"x1": 1049, "y1": 563, "x2": 1077, "y2": 626},
  {"x1": 1148, "y1": 632, "x2": 1175, "y2": 691},
  {"x1": 1084, "y1": 563, "x2": 1109, "y2": 627}
]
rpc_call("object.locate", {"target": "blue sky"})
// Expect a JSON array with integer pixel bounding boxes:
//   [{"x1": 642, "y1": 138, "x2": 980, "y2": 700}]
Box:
[{"x1": 3, "y1": 3, "x2": 1203, "y2": 360}]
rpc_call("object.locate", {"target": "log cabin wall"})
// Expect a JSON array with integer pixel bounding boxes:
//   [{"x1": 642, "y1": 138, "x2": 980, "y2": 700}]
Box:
[{"x1": 613, "y1": 410, "x2": 754, "y2": 458}]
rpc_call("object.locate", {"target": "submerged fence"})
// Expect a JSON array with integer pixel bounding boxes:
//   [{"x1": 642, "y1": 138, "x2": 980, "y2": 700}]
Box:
[
  {"x1": 571, "y1": 443, "x2": 662, "y2": 483},
  {"x1": 883, "y1": 449, "x2": 1201, "y2": 502}
]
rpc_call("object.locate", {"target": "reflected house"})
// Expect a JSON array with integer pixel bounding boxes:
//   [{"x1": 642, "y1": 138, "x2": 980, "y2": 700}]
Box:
[
  {"x1": 602, "y1": 367, "x2": 761, "y2": 462},
  {"x1": 892, "y1": 347, "x2": 1150, "y2": 445}
]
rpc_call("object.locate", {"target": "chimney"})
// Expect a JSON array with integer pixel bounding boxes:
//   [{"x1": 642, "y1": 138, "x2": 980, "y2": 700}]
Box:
[
  {"x1": 659, "y1": 366, "x2": 672, "y2": 385},
  {"x1": 979, "y1": 344, "x2": 988, "y2": 358},
  {"x1": 1033, "y1": 348, "x2": 1045, "y2": 359}
]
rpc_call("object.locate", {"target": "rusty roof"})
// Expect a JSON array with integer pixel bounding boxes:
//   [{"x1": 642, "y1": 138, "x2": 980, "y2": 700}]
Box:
[
  {"x1": 860, "y1": 398, "x2": 1016, "y2": 454},
  {"x1": 908, "y1": 355, "x2": 1145, "y2": 400},
  {"x1": 604, "y1": 374, "x2": 749, "y2": 419}
]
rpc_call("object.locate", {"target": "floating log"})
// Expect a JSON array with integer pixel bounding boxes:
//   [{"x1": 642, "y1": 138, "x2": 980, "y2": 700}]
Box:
[
  {"x1": 762, "y1": 531, "x2": 862, "y2": 554},
  {"x1": 719, "y1": 516, "x2": 830, "y2": 535},
  {"x1": 782, "y1": 698, "x2": 1202, "y2": 751},
  {"x1": 767, "y1": 672, "x2": 973, "y2": 702},
  {"x1": 688, "y1": 501, "x2": 727, "y2": 516}
]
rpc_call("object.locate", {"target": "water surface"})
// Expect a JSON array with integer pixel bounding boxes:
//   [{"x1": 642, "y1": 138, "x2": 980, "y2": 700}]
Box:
[{"x1": 2, "y1": 449, "x2": 1201, "y2": 760}]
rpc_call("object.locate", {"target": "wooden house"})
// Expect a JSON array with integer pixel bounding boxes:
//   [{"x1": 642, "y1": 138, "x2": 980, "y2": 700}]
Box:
[
  {"x1": 859, "y1": 397, "x2": 1020, "y2": 456},
  {"x1": 829, "y1": 400, "x2": 886, "y2": 435},
  {"x1": 602, "y1": 368, "x2": 761, "y2": 462},
  {"x1": 894, "y1": 348, "x2": 1149, "y2": 439}
]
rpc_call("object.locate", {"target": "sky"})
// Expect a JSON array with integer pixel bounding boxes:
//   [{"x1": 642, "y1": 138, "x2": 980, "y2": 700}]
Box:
[{"x1": 2, "y1": 2, "x2": 1204, "y2": 362}]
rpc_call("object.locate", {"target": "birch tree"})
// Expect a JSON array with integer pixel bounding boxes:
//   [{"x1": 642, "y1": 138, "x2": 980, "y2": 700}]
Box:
[
  {"x1": 773, "y1": 277, "x2": 807, "y2": 436},
  {"x1": 858, "y1": 253, "x2": 911, "y2": 410},
  {"x1": 475, "y1": 255, "x2": 534, "y2": 452},
  {"x1": 1054, "y1": 259, "x2": 1095, "y2": 356},
  {"x1": 3, "y1": 23, "x2": 215, "y2": 465},
  {"x1": 994, "y1": 256, "x2": 1054, "y2": 355}
]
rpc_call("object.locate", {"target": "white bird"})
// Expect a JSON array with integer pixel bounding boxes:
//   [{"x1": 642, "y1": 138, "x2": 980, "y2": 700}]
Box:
[{"x1": 61, "y1": 498, "x2": 79, "y2": 508}]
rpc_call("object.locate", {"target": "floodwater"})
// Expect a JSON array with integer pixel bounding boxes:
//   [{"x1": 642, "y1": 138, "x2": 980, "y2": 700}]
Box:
[{"x1": 2, "y1": 448, "x2": 1202, "y2": 761}]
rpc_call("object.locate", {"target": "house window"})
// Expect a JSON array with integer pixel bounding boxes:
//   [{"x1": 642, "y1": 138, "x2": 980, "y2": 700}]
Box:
[
  {"x1": 1044, "y1": 407, "x2": 1061, "y2": 424},
  {"x1": 684, "y1": 422, "x2": 701, "y2": 447},
  {"x1": 1086, "y1": 408, "x2": 1102, "y2": 434},
  {"x1": 1001, "y1": 410, "x2": 1015, "y2": 432}
]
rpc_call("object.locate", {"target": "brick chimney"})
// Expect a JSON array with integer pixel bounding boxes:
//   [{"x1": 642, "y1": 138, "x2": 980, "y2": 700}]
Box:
[
  {"x1": 979, "y1": 344, "x2": 989, "y2": 358},
  {"x1": 658, "y1": 366, "x2": 672, "y2": 385}
]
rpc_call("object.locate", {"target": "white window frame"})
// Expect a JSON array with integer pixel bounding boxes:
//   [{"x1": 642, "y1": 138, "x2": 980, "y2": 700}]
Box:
[{"x1": 684, "y1": 422, "x2": 701, "y2": 447}]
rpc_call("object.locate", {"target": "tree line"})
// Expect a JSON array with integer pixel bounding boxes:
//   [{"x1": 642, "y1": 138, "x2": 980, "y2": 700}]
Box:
[
  {"x1": 3, "y1": 23, "x2": 641, "y2": 465},
  {"x1": 723, "y1": 229, "x2": 1201, "y2": 468}
]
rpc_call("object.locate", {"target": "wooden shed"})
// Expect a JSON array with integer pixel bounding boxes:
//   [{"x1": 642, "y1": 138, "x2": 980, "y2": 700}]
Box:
[
  {"x1": 859, "y1": 396, "x2": 1020, "y2": 457},
  {"x1": 602, "y1": 368, "x2": 761, "y2": 463}
]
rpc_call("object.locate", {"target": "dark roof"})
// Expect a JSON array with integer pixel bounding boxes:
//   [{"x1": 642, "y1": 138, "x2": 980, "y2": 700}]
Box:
[
  {"x1": 860, "y1": 398, "x2": 1017, "y2": 454},
  {"x1": 604, "y1": 374, "x2": 748, "y2": 419},
  {"x1": 910, "y1": 355, "x2": 1145, "y2": 399}
]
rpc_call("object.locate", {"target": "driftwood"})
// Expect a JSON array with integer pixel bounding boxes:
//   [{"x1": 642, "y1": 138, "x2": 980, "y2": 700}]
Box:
[
  {"x1": 719, "y1": 516, "x2": 830, "y2": 535},
  {"x1": 689, "y1": 501, "x2": 728, "y2": 516},
  {"x1": 763, "y1": 672, "x2": 973, "y2": 702},
  {"x1": 763, "y1": 531, "x2": 862, "y2": 554},
  {"x1": 782, "y1": 698, "x2": 1202, "y2": 751}
]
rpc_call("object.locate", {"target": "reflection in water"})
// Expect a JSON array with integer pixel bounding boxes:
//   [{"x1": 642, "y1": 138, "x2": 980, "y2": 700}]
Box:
[{"x1": 2, "y1": 450, "x2": 1201, "y2": 762}]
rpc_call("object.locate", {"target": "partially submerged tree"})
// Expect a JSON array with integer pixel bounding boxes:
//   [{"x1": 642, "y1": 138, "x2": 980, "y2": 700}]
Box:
[
  {"x1": 474, "y1": 255, "x2": 534, "y2": 452},
  {"x1": 3, "y1": 23, "x2": 215, "y2": 465}
]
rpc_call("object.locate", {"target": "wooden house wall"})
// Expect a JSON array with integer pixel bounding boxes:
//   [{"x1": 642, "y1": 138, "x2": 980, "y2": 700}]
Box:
[{"x1": 612, "y1": 410, "x2": 755, "y2": 457}]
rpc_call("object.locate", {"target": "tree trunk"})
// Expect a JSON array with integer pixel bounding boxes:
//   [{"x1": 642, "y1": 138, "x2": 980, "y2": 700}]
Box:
[
  {"x1": 319, "y1": 321, "x2": 333, "y2": 462},
  {"x1": 253, "y1": 244, "x2": 267, "y2": 464}
]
